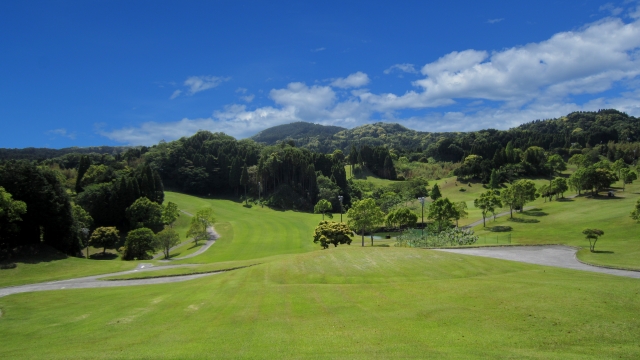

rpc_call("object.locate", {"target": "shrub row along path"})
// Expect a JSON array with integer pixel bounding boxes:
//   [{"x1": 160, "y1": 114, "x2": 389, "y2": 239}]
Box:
[
  {"x1": 152, "y1": 210, "x2": 219, "y2": 261},
  {"x1": 436, "y1": 245, "x2": 640, "y2": 278},
  {"x1": 0, "y1": 263, "x2": 222, "y2": 298}
]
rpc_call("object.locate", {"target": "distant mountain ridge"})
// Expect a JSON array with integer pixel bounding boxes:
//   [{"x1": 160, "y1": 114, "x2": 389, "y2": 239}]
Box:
[
  {"x1": 0, "y1": 146, "x2": 132, "y2": 161},
  {"x1": 250, "y1": 121, "x2": 346, "y2": 145}
]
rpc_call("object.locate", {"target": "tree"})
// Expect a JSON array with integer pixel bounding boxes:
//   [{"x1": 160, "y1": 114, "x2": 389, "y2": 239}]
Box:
[
  {"x1": 89, "y1": 227, "x2": 119, "y2": 256},
  {"x1": 313, "y1": 221, "x2": 353, "y2": 249},
  {"x1": 385, "y1": 208, "x2": 418, "y2": 230},
  {"x1": 349, "y1": 145, "x2": 358, "y2": 176},
  {"x1": 155, "y1": 228, "x2": 180, "y2": 259},
  {"x1": 186, "y1": 208, "x2": 215, "y2": 246},
  {"x1": 162, "y1": 201, "x2": 180, "y2": 228},
  {"x1": 620, "y1": 168, "x2": 637, "y2": 191},
  {"x1": 453, "y1": 201, "x2": 468, "y2": 227},
  {"x1": 123, "y1": 227, "x2": 155, "y2": 260},
  {"x1": 314, "y1": 199, "x2": 333, "y2": 220},
  {"x1": 430, "y1": 184, "x2": 442, "y2": 200},
  {"x1": 612, "y1": 159, "x2": 628, "y2": 179},
  {"x1": 510, "y1": 179, "x2": 537, "y2": 213},
  {"x1": 428, "y1": 197, "x2": 457, "y2": 232},
  {"x1": 125, "y1": 197, "x2": 164, "y2": 233},
  {"x1": 347, "y1": 198, "x2": 385, "y2": 247},
  {"x1": 568, "y1": 154, "x2": 586, "y2": 168},
  {"x1": 240, "y1": 163, "x2": 249, "y2": 205},
  {"x1": 229, "y1": 158, "x2": 241, "y2": 195},
  {"x1": 72, "y1": 204, "x2": 93, "y2": 258},
  {"x1": 75, "y1": 155, "x2": 91, "y2": 193},
  {"x1": 630, "y1": 199, "x2": 640, "y2": 223},
  {"x1": 474, "y1": 191, "x2": 500, "y2": 227},
  {"x1": 568, "y1": 167, "x2": 588, "y2": 195},
  {"x1": 489, "y1": 169, "x2": 500, "y2": 189},
  {"x1": 0, "y1": 186, "x2": 27, "y2": 249},
  {"x1": 500, "y1": 185, "x2": 517, "y2": 218},
  {"x1": 582, "y1": 228, "x2": 604, "y2": 252},
  {"x1": 551, "y1": 177, "x2": 568, "y2": 199}
]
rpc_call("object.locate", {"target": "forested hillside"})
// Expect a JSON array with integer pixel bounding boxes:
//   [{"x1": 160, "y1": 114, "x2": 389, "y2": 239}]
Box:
[
  {"x1": 0, "y1": 145, "x2": 130, "y2": 161},
  {"x1": 250, "y1": 121, "x2": 346, "y2": 147}
]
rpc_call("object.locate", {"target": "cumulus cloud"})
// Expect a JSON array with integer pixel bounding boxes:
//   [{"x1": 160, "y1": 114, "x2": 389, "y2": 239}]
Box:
[
  {"x1": 102, "y1": 16, "x2": 640, "y2": 145},
  {"x1": 170, "y1": 75, "x2": 229, "y2": 99},
  {"x1": 383, "y1": 63, "x2": 418, "y2": 74},
  {"x1": 330, "y1": 72, "x2": 370, "y2": 88},
  {"x1": 600, "y1": 3, "x2": 623, "y2": 16}
]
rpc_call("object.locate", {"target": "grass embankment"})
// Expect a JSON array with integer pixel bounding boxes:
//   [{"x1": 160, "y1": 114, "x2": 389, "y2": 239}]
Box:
[
  {"x1": 100, "y1": 259, "x2": 261, "y2": 280},
  {"x1": 1, "y1": 246, "x2": 640, "y2": 359},
  {"x1": 474, "y1": 180, "x2": 640, "y2": 270}
]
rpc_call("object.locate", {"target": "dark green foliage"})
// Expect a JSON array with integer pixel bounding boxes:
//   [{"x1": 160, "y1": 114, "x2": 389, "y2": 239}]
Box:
[
  {"x1": 430, "y1": 184, "x2": 442, "y2": 200},
  {"x1": 251, "y1": 122, "x2": 345, "y2": 145},
  {"x1": 89, "y1": 227, "x2": 119, "y2": 255},
  {"x1": 0, "y1": 161, "x2": 80, "y2": 255},
  {"x1": 313, "y1": 221, "x2": 353, "y2": 249},
  {"x1": 123, "y1": 228, "x2": 156, "y2": 260},
  {"x1": 0, "y1": 146, "x2": 129, "y2": 161},
  {"x1": 0, "y1": 186, "x2": 27, "y2": 252},
  {"x1": 75, "y1": 155, "x2": 91, "y2": 193},
  {"x1": 125, "y1": 197, "x2": 164, "y2": 233}
]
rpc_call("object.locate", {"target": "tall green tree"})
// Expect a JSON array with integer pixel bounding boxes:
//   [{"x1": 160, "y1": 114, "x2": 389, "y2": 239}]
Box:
[
  {"x1": 474, "y1": 191, "x2": 500, "y2": 227},
  {"x1": 155, "y1": 228, "x2": 180, "y2": 259},
  {"x1": 630, "y1": 199, "x2": 640, "y2": 223},
  {"x1": 123, "y1": 227, "x2": 156, "y2": 260},
  {"x1": 428, "y1": 197, "x2": 457, "y2": 231},
  {"x1": 430, "y1": 184, "x2": 442, "y2": 201},
  {"x1": 186, "y1": 208, "x2": 215, "y2": 246},
  {"x1": 75, "y1": 155, "x2": 92, "y2": 193},
  {"x1": 620, "y1": 168, "x2": 638, "y2": 191},
  {"x1": 347, "y1": 198, "x2": 385, "y2": 247},
  {"x1": 161, "y1": 202, "x2": 180, "y2": 228},
  {"x1": 229, "y1": 158, "x2": 241, "y2": 195},
  {"x1": 551, "y1": 177, "x2": 569, "y2": 199},
  {"x1": 126, "y1": 197, "x2": 164, "y2": 233},
  {"x1": 582, "y1": 228, "x2": 604, "y2": 252},
  {"x1": 314, "y1": 199, "x2": 333, "y2": 220},
  {"x1": 489, "y1": 169, "x2": 500, "y2": 189},
  {"x1": 0, "y1": 186, "x2": 27, "y2": 250},
  {"x1": 453, "y1": 201, "x2": 468, "y2": 227},
  {"x1": 385, "y1": 208, "x2": 418, "y2": 230}
]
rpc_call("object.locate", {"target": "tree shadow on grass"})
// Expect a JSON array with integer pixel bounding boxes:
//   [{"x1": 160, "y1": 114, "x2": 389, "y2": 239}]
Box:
[
  {"x1": 522, "y1": 210, "x2": 548, "y2": 216},
  {"x1": 89, "y1": 253, "x2": 119, "y2": 260},
  {"x1": 557, "y1": 198, "x2": 575, "y2": 202},
  {"x1": 508, "y1": 218, "x2": 540, "y2": 223},
  {"x1": 592, "y1": 250, "x2": 614, "y2": 254},
  {"x1": 488, "y1": 226, "x2": 513, "y2": 232}
]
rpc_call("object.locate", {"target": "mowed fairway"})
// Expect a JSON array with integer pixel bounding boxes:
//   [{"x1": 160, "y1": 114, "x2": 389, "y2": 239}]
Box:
[
  {"x1": 164, "y1": 192, "x2": 321, "y2": 264},
  {"x1": 1, "y1": 247, "x2": 640, "y2": 359}
]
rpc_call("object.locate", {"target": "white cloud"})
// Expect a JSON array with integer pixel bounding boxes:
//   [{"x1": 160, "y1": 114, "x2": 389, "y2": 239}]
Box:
[
  {"x1": 311, "y1": 47, "x2": 326, "y2": 52},
  {"x1": 383, "y1": 63, "x2": 418, "y2": 74},
  {"x1": 47, "y1": 128, "x2": 76, "y2": 140},
  {"x1": 170, "y1": 75, "x2": 229, "y2": 99},
  {"x1": 330, "y1": 72, "x2": 370, "y2": 88},
  {"x1": 600, "y1": 3, "x2": 623, "y2": 16},
  {"x1": 241, "y1": 94, "x2": 255, "y2": 103},
  {"x1": 487, "y1": 18, "x2": 504, "y2": 24},
  {"x1": 102, "y1": 17, "x2": 640, "y2": 145}
]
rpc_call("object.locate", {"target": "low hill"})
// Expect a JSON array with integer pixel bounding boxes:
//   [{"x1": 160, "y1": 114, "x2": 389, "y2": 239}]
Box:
[
  {"x1": 0, "y1": 146, "x2": 131, "y2": 161},
  {"x1": 250, "y1": 121, "x2": 346, "y2": 145}
]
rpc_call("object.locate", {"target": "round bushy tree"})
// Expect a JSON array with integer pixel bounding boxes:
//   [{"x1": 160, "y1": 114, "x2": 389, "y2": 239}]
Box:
[
  {"x1": 89, "y1": 226, "x2": 119, "y2": 256},
  {"x1": 123, "y1": 228, "x2": 156, "y2": 260}
]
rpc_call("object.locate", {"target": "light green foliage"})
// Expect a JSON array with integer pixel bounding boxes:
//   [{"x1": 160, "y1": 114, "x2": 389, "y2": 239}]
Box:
[
  {"x1": 161, "y1": 201, "x2": 180, "y2": 228},
  {"x1": 428, "y1": 197, "x2": 457, "y2": 231},
  {"x1": 582, "y1": 228, "x2": 604, "y2": 252},
  {"x1": 474, "y1": 191, "x2": 501, "y2": 227},
  {"x1": 612, "y1": 158, "x2": 629, "y2": 178},
  {"x1": 80, "y1": 164, "x2": 109, "y2": 187},
  {"x1": 620, "y1": 168, "x2": 637, "y2": 191},
  {"x1": 72, "y1": 204, "x2": 93, "y2": 229},
  {"x1": 547, "y1": 154, "x2": 567, "y2": 174},
  {"x1": 488, "y1": 169, "x2": 500, "y2": 189},
  {"x1": 186, "y1": 208, "x2": 215, "y2": 246},
  {"x1": 313, "y1": 199, "x2": 333, "y2": 220},
  {"x1": 0, "y1": 186, "x2": 27, "y2": 225},
  {"x1": 89, "y1": 227, "x2": 119, "y2": 255},
  {"x1": 123, "y1": 227, "x2": 156, "y2": 260},
  {"x1": 347, "y1": 198, "x2": 385, "y2": 246},
  {"x1": 522, "y1": 146, "x2": 547, "y2": 171},
  {"x1": 155, "y1": 228, "x2": 180, "y2": 259},
  {"x1": 551, "y1": 177, "x2": 568, "y2": 198},
  {"x1": 126, "y1": 197, "x2": 164, "y2": 233},
  {"x1": 312, "y1": 220, "x2": 353, "y2": 249},
  {"x1": 568, "y1": 154, "x2": 586, "y2": 168},
  {"x1": 385, "y1": 208, "x2": 418, "y2": 229},
  {"x1": 453, "y1": 201, "x2": 468, "y2": 226}
]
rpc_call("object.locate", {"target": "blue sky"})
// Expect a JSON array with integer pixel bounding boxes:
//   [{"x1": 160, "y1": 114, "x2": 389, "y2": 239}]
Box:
[{"x1": 2, "y1": 0, "x2": 640, "y2": 148}]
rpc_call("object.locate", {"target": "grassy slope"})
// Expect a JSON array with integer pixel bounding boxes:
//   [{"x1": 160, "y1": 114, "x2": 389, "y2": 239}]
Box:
[{"x1": 1, "y1": 247, "x2": 640, "y2": 359}]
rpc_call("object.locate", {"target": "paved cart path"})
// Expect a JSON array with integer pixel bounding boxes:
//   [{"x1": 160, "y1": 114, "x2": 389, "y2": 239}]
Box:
[
  {"x1": 0, "y1": 263, "x2": 221, "y2": 298},
  {"x1": 436, "y1": 245, "x2": 640, "y2": 278}
]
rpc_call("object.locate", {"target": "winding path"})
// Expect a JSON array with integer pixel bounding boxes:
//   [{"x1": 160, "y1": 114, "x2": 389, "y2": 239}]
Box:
[
  {"x1": 153, "y1": 209, "x2": 218, "y2": 260},
  {"x1": 436, "y1": 245, "x2": 640, "y2": 279},
  {"x1": 0, "y1": 263, "x2": 222, "y2": 298}
]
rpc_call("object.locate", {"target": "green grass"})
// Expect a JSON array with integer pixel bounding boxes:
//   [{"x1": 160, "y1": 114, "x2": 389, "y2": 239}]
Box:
[
  {"x1": 474, "y1": 180, "x2": 640, "y2": 269},
  {"x1": 100, "y1": 259, "x2": 262, "y2": 280},
  {"x1": 164, "y1": 192, "x2": 322, "y2": 264},
  {"x1": 2, "y1": 246, "x2": 640, "y2": 359}
]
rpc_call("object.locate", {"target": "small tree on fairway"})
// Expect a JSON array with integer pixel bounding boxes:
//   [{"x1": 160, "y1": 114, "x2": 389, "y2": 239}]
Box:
[
  {"x1": 126, "y1": 197, "x2": 164, "y2": 233},
  {"x1": 474, "y1": 191, "x2": 500, "y2": 227},
  {"x1": 155, "y1": 228, "x2": 180, "y2": 259},
  {"x1": 90, "y1": 227, "x2": 119, "y2": 256},
  {"x1": 453, "y1": 201, "x2": 468, "y2": 227},
  {"x1": 347, "y1": 198, "x2": 385, "y2": 247},
  {"x1": 123, "y1": 227, "x2": 155, "y2": 260},
  {"x1": 186, "y1": 208, "x2": 215, "y2": 246},
  {"x1": 620, "y1": 168, "x2": 638, "y2": 191},
  {"x1": 428, "y1": 197, "x2": 457, "y2": 232},
  {"x1": 430, "y1": 184, "x2": 442, "y2": 200},
  {"x1": 582, "y1": 228, "x2": 604, "y2": 252},
  {"x1": 612, "y1": 159, "x2": 628, "y2": 179},
  {"x1": 313, "y1": 221, "x2": 353, "y2": 249},
  {"x1": 314, "y1": 199, "x2": 333, "y2": 220},
  {"x1": 551, "y1": 177, "x2": 568, "y2": 199},
  {"x1": 385, "y1": 208, "x2": 418, "y2": 230},
  {"x1": 161, "y1": 201, "x2": 180, "y2": 228}
]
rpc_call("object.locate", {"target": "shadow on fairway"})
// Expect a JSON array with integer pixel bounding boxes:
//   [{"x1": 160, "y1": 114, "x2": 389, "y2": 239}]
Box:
[
  {"x1": 592, "y1": 250, "x2": 614, "y2": 254},
  {"x1": 508, "y1": 217, "x2": 540, "y2": 223},
  {"x1": 522, "y1": 209, "x2": 548, "y2": 216},
  {"x1": 89, "y1": 253, "x2": 119, "y2": 260},
  {"x1": 488, "y1": 226, "x2": 513, "y2": 232},
  {"x1": 557, "y1": 198, "x2": 574, "y2": 202}
]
